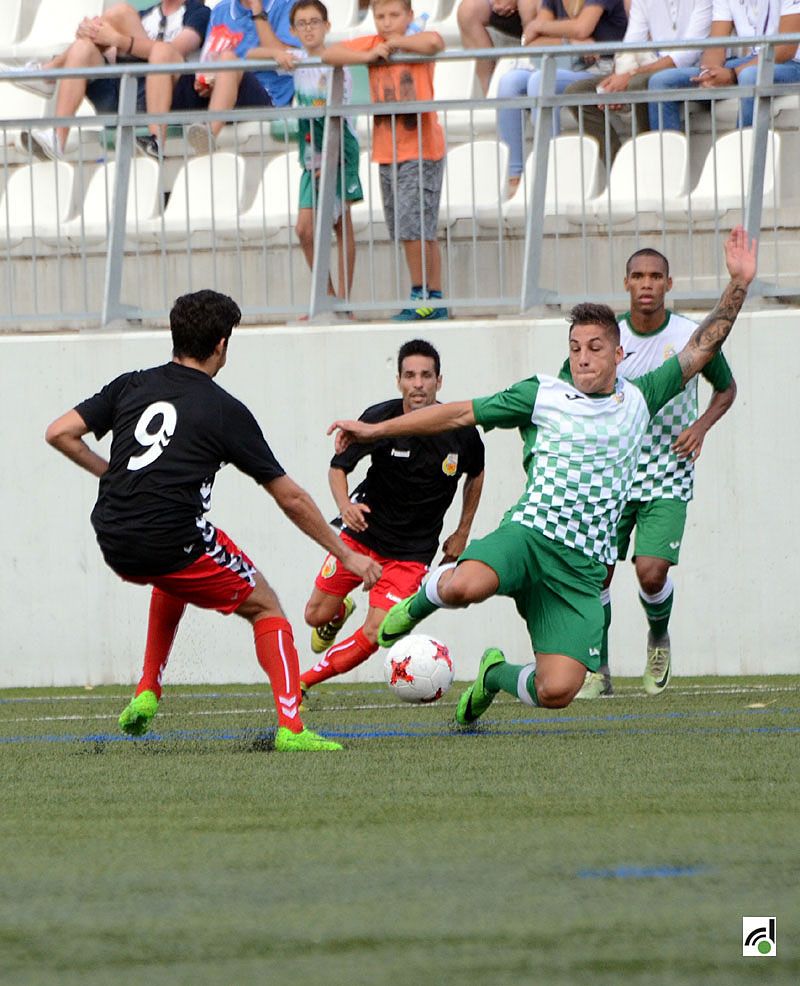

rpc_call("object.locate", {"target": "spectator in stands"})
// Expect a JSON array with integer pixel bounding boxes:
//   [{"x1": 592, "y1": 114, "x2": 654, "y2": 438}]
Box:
[
  {"x1": 457, "y1": 0, "x2": 540, "y2": 95},
  {"x1": 648, "y1": 0, "x2": 800, "y2": 130},
  {"x1": 17, "y1": 1, "x2": 210, "y2": 161},
  {"x1": 323, "y1": 0, "x2": 449, "y2": 320},
  {"x1": 290, "y1": 0, "x2": 362, "y2": 314},
  {"x1": 174, "y1": 0, "x2": 300, "y2": 156},
  {"x1": 496, "y1": 0, "x2": 628, "y2": 192},
  {"x1": 563, "y1": 0, "x2": 712, "y2": 166}
]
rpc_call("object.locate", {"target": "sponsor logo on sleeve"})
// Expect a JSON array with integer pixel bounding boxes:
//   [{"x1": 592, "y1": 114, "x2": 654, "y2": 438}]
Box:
[{"x1": 442, "y1": 453, "x2": 459, "y2": 476}]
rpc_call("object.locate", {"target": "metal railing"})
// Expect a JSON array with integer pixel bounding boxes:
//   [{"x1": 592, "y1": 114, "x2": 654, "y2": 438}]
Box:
[{"x1": 0, "y1": 33, "x2": 798, "y2": 329}]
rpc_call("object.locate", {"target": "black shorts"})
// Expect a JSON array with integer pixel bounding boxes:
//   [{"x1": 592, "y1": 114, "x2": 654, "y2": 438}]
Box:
[
  {"x1": 488, "y1": 10, "x2": 523, "y2": 38},
  {"x1": 170, "y1": 72, "x2": 272, "y2": 110}
]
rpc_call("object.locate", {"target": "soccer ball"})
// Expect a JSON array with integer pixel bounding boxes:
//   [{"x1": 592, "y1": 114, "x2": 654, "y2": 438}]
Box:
[{"x1": 383, "y1": 634, "x2": 454, "y2": 704}]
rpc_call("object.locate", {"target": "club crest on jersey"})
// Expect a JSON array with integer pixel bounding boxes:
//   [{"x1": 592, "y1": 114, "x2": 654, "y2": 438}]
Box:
[
  {"x1": 614, "y1": 389, "x2": 625, "y2": 404},
  {"x1": 663, "y1": 344, "x2": 676, "y2": 360},
  {"x1": 320, "y1": 556, "x2": 337, "y2": 579},
  {"x1": 442, "y1": 453, "x2": 459, "y2": 477}
]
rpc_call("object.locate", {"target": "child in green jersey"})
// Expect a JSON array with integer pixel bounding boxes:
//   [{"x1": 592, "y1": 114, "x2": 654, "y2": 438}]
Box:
[{"x1": 291, "y1": 0, "x2": 363, "y2": 312}]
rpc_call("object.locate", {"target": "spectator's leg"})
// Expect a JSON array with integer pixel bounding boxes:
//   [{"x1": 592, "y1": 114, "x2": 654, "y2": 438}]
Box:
[
  {"x1": 54, "y1": 39, "x2": 105, "y2": 151},
  {"x1": 146, "y1": 41, "x2": 184, "y2": 144},
  {"x1": 335, "y1": 207, "x2": 356, "y2": 301},
  {"x1": 205, "y1": 53, "x2": 245, "y2": 138},
  {"x1": 563, "y1": 77, "x2": 620, "y2": 166},
  {"x1": 646, "y1": 67, "x2": 697, "y2": 131},
  {"x1": 497, "y1": 68, "x2": 534, "y2": 186},
  {"x1": 402, "y1": 239, "x2": 442, "y2": 294},
  {"x1": 457, "y1": 0, "x2": 495, "y2": 95}
]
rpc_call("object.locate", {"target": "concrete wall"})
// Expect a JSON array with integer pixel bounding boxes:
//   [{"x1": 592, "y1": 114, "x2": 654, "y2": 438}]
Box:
[{"x1": 1, "y1": 311, "x2": 797, "y2": 688}]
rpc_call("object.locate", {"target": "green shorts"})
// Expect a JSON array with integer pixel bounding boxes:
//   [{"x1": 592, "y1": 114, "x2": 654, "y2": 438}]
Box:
[
  {"x1": 616, "y1": 498, "x2": 688, "y2": 565},
  {"x1": 460, "y1": 522, "x2": 606, "y2": 670},
  {"x1": 298, "y1": 162, "x2": 363, "y2": 216}
]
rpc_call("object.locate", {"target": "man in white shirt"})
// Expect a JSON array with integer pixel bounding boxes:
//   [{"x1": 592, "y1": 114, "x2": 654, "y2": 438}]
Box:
[
  {"x1": 565, "y1": 0, "x2": 712, "y2": 164},
  {"x1": 648, "y1": 0, "x2": 800, "y2": 129}
]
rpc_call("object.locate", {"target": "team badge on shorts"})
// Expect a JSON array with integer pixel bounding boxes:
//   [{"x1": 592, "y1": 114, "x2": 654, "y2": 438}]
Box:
[
  {"x1": 320, "y1": 555, "x2": 337, "y2": 579},
  {"x1": 442, "y1": 453, "x2": 459, "y2": 476}
]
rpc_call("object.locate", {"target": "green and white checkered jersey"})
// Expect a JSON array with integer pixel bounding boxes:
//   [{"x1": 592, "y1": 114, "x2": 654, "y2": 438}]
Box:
[
  {"x1": 618, "y1": 311, "x2": 734, "y2": 502},
  {"x1": 472, "y1": 366, "x2": 683, "y2": 565}
]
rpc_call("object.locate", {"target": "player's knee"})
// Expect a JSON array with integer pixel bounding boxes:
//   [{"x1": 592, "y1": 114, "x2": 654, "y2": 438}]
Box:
[
  {"x1": 637, "y1": 564, "x2": 669, "y2": 596},
  {"x1": 303, "y1": 601, "x2": 323, "y2": 626},
  {"x1": 534, "y1": 680, "x2": 573, "y2": 708}
]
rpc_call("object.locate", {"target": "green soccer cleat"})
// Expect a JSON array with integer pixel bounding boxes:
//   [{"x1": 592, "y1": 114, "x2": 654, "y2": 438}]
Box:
[
  {"x1": 311, "y1": 595, "x2": 356, "y2": 654},
  {"x1": 118, "y1": 690, "x2": 159, "y2": 737},
  {"x1": 274, "y1": 726, "x2": 343, "y2": 752},
  {"x1": 377, "y1": 595, "x2": 421, "y2": 648},
  {"x1": 455, "y1": 648, "x2": 506, "y2": 726},
  {"x1": 574, "y1": 669, "x2": 614, "y2": 700},
  {"x1": 643, "y1": 631, "x2": 671, "y2": 695}
]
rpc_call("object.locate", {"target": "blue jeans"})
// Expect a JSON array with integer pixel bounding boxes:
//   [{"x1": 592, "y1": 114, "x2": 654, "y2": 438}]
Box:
[
  {"x1": 648, "y1": 56, "x2": 800, "y2": 129},
  {"x1": 497, "y1": 66, "x2": 594, "y2": 177}
]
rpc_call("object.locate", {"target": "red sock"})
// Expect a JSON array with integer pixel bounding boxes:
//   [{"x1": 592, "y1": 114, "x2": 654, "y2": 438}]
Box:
[
  {"x1": 135, "y1": 588, "x2": 185, "y2": 700},
  {"x1": 301, "y1": 628, "x2": 378, "y2": 688},
  {"x1": 254, "y1": 617, "x2": 303, "y2": 733}
]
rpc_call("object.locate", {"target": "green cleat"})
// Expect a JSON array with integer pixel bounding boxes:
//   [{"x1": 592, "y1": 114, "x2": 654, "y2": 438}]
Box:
[
  {"x1": 455, "y1": 648, "x2": 506, "y2": 726},
  {"x1": 643, "y1": 631, "x2": 671, "y2": 695},
  {"x1": 377, "y1": 595, "x2": 420, "y2": 648},
  {"x1": 118, "y1": 690, "x2": 159, "y2": 736},
  {"x1": 311, "y1": 595, "x2": 356, "y2": 654},
  {"x1": 574, "y1": 669, "x2": 614, "y2": 699},
  {"x1": 274, "y1": 726, "x2": 343, "y2": 752}
]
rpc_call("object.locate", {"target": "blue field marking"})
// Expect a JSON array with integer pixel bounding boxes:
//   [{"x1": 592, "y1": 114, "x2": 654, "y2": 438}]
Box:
[
  {"x1": 2, "y1": 716, "x2": 800, "y2": 746},
  {"x1": 578, "y1": 865, "x2": 709, "y2": 880}
]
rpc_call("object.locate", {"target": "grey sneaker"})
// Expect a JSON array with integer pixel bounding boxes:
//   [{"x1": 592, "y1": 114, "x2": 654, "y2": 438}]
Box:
[
  {"x1": 187, "y1": 123, "x2": 216, "y2": 156},
  {"x1": 135, "y1": 134, "x2": 162, "y2": 160},
  {"x1": 643, "y1": 631, "x2": 671, "y2": 695},
  {"x1": 574, "y1": 669, "x2": 614, "y2": 699}
]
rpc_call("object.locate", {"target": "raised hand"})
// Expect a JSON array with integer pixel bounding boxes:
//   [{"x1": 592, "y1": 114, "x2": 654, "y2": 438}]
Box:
[{"x1": 724, "y1": 225, "x2": 758, "y2": 286}]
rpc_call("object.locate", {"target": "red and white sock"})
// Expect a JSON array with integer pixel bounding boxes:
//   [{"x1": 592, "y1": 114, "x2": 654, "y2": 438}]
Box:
[
  {"x1": 135, "y1": 588, "x2": 185, "y2": 700},
  {"x1": 301, "y1": 628, "x2": 378, "y2": 688},
  {"x1": 254, "y1": 617, "x2": 303, "y2": 733}
]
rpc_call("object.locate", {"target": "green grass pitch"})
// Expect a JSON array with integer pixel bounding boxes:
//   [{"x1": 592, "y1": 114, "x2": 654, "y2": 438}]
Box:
[{"x1": 2, "y1": 677, "x2": 798, "y2": 985}]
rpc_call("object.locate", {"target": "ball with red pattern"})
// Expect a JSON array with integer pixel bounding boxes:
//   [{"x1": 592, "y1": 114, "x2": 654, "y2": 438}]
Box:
[{"x1": 383, "y1": 634, "x2": 454, "y2": 704}]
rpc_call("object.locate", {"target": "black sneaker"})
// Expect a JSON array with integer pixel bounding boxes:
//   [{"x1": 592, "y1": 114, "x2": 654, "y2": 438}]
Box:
[{"x1": 135, "y1": 134, "x2": 161, "y2": 160}]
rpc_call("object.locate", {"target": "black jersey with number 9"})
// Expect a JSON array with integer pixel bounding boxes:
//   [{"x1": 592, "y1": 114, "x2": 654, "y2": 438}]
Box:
[{"x1": 75, "y1": 362, "x2": 285, "y2": 577}]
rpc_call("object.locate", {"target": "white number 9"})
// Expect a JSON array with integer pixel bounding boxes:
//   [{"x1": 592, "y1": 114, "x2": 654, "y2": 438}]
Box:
[{"x1": 127, "y1": 401, "x2": 178, "y2": 472}]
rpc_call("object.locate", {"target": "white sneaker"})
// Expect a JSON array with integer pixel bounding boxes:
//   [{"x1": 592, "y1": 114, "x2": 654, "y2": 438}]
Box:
[
  {"x1": 643, "y1": 631, "x2": 671, "y2": 695},
  {"x1": 5, "y1": 61, "x2": 56, "y2": 99},
  {"x1": 186, "y1": 123, "x2": 216, "y2": 156},
  {"x1": 21, "y1": 128, "x2": 65, "y2": 161}
]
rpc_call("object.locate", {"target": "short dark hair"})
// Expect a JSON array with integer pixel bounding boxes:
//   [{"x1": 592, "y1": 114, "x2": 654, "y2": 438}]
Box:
[
  {"x1": 170, "y1": 290, "x2": 242, "y2": 361},
  {"x1": 290, "y1": 0, "x2": 328, "y2": 24},
  {"x1": 567, "y1": 303, "x2": 620, "y2": 344},
  {"x1": 397, "y1": 339, "x2": 441, "y2": 377},
  {"x1": 625, "y1": 247, "x2": 670, "y2": 277}
]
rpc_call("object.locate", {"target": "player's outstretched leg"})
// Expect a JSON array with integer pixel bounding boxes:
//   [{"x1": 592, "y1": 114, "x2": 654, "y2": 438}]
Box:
[
  {"x1": 455, "y1": 648, "x2": 506, "y2": 725},
  {"x1": 378, "y1": 563, "x2": 458, "y2": 647},
  {"x1": 118, "y1": 690, "x2": 159, "y2": 736},
  {"x1": 575, "y1": 589, "x2": 613, "y2": 698},
  {"x1": 310, "y1": 595, "x2": 356, "y2": 654}
]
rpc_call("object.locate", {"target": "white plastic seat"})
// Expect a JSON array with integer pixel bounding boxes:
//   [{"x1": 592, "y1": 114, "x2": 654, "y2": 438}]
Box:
[
  {"x1": 132, "y1": 152, "x2": 246, "y2": 243},
  {"x1": 54, "y1": 157, "x2": 161, "y2": 245},
  {"x1": 217, "y1": 152, "x2": 298, "y2": 241},
  {"x1": 0, "y1": 0, "x2": 25, "y2": 50},
  {"x1": 325, "y1": 0, "x2": 363, "y2": 30},
  {"x1": 664, "y1": 129, "x2": 780, "y2": 222},
  {"x1": 0, "y1": 160, "x2": 75, "y2": 247},
  {"x1": 441, "y1": 139, "x2": 509, "y2": 226},
  {"x1": 9, "y1": 0, "x2": 105, "y2": 58},
  {"x1": 584, "y1": 131, "x2": 689, "y2": 224},
  {"x1": 439, "y1": 60, "x2": 500, "y2": 141},
  {"x1": 496, "y1": 134, "x2": 601, "y2": 227}
]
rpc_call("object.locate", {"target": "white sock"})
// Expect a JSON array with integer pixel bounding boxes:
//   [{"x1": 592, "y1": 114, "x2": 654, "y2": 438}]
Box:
[{"x1": 424, "y1": 562, "x2": 458, "y2": 609}]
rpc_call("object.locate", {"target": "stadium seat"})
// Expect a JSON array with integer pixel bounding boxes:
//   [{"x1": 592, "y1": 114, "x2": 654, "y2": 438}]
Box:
[
  {"x1": 0, "y1": 0, "x2": 25, "y2": 50},
  {"x1": 0, "y1": 82, "x2": 102, "y2": 164},
  {"x1": 438, "y1": 61, "x2": 501, "y2": 142},
  {"x1": 55, "y1": 157, "x2": 161, "y2": 246},
  {"x1": 492, "y1": 133, "x2": 601, "y2": 228},
  {"x1": 0, "y1": 159, "x2": 75, "y2": 248},
  {"x1": 131, "y1": 152, "x2": 246, "y2": 243},
  {"x1": 584, "y1": 131, "x2": 689, "y2": 225},
  {"x1": 441, "y1": 139, "x2": 509, "y2": 226},
  {"x1": 663, "y1": 129, "x2": 781, "y2": 223},
  {"x1": 325, "y1": 0, "x2": 363, "y2": 31},
  {"x1": 217, "y1": 152, "x2": 299, "y2": 241},
  {"x1": 7, "y1": 0, "x2": 105, "y2": 59}
]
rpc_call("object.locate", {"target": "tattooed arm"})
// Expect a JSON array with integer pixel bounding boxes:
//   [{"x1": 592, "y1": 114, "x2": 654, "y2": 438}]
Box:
[{"x1": 677, "y1": 226, "x2": 757, "y2": 386}]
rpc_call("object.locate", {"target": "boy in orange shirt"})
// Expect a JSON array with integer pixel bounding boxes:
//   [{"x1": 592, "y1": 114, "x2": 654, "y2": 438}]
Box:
[{"x1": 323, "y1": 0, "x2": 448, "y2": 320}]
